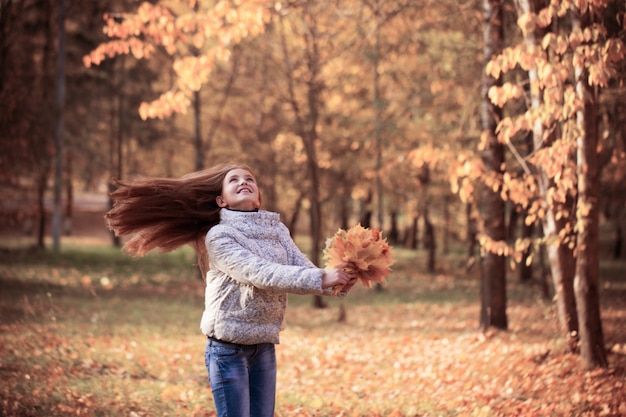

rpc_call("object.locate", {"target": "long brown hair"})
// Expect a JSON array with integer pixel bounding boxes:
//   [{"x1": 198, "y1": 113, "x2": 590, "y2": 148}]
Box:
[{"x1": 105, "y1": 162, "x2": 256, "y2": 275}]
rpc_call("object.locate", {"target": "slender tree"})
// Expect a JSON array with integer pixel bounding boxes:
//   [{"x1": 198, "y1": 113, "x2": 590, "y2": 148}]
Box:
[
  {"x1": 513, "y1": 0, "x2": 579, "y2": 344},
  {"x1": 482, "y1": 0, "x2": 624, "y2": 365},
  {"x1": 479, "y1": 0, "x2": 507, "y2": 330},
  {"x1": 275, "y1": 4, "x2": 327, "y2": 306},
  {"x1": 572, "y1": 4, "x2": 608, "y2": 369},
  {"x1": 52, "y1": 0, "x2": 66, "y2": 252}
]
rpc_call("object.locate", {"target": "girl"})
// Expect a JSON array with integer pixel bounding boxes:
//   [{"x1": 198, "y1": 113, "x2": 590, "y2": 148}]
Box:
[{"x1": 106, "y1": 162, "x2": 356, "y2": 417}]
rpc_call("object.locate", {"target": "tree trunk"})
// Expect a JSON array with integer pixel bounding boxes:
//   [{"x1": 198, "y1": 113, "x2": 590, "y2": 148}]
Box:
[
  {"x1": 424, "y1": 207, "x2": 436, "y2": 273},
  {"x1": 108, "y1": 57, "x2": 125, "y2": 248},
  {"x1": 405, "y1": 215, "x2": 418, "y2": 250},
  {"x1": 480, "y1": 0, "x2": 507, "y2": 331},
  {"x1": 308, "y1": 159, "x2": 325, "y2": 309},
  {"x1": 278, "y1": 8, "x2": 325, "y2": 308},
  {"x1": 35, "y1": 0, "x2": 54, "y2": 250},
  {"x1": 303, "y1": 34, "x2": 324, "y2": 309},
  {"x1": 287, "y1": 192, "x2": 304, "y2": 235},
  {"x1": 572, "y1": 7, "x2": 607, "y2": 369},
  {"x1": 466, "y1": 202, "x2": 477, "y2": 271},
  {"x1": 615, "y1": 226, "x2": 623, "y2": 260},
  {"x1": 442, "y1": 196, "x2": 450, "y2": 254},
  {"x1": 339, "y1": 191, "x2": 350, "y2": 231},
  {"x1": 515, "y1": 0, "x2": 578, "y2": 340},
  {"x1": 108, "y1": 89, "x2": 119, "y2": 246},
  {"x1": 306, "y1": 152, "x2": 322, "y2": 265},
  {"x1": 519, "y1": 211, "x2": 533, "y2": 283},
  {"x1": 193, "y1": 90, "x2": 203, "y2": 170},
  {"x1": 52, "y1": 0, "x2": 66, "y2": 252},
  {"x1": 359, "y1": 190, "x2": 373, "y2": 228},
  {"x1": 36, "y1": 172, "x2": 47, "y2": 249},
  {"x1": 506, "y1": 203, "x2": 518, "y2": 242},
  {"x1": 192, "y1": 1, "x2": 203, "y2": 171},
  {"x1": 537, "y1": 227, "x2": 551, "y2": 299},
  {"x1": 64, "y1": 151, "x2": 73, "y2": 236},
  {"x1": 546, "y1": 210, "x2": 578, "y2": 343},
  {"x1": 373, "y1": 9, "x2": 384, "y2": 235},
  {"x1": 388, "y1": 211, "x2": 399, "y2": 244}
]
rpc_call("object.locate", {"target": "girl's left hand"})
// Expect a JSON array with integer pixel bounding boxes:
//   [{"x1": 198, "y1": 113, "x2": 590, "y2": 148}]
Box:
[
  {"x1": 321, "y1": 263, "x2": 356, "y2": 289},
  {"x1": 333, "y1": 276, "x2": 358, "y2": 296}
]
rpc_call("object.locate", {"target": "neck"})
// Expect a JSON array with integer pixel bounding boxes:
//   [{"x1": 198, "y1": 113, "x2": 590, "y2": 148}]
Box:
[{"x1": 226, "y1": 207, "x2": 259, "y2": 213}]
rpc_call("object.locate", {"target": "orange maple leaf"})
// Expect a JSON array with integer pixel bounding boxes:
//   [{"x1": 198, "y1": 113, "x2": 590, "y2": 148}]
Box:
[{"x1": 323, "y1": 224, "x2": 395, "y2": 291}]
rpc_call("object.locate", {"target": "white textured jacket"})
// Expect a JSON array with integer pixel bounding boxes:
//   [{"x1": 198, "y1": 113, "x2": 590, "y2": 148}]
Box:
[{"x1": 200, "y1": 209, "x2": 327, "y2": 344}]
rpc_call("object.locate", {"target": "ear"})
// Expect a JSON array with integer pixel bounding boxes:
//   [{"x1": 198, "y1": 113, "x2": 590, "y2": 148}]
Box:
[{"x1": 216, "y1": 196, "x2": 227, "y2": 208}]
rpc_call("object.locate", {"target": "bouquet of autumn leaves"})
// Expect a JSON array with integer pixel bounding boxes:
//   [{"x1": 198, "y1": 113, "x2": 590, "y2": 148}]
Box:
[{"x1": 323, "y1": 224, "x2": 395, "y2": 295}]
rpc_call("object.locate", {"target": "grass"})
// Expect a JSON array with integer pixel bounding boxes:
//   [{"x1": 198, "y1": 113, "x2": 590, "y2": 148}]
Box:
[{"x1": 1, "y1": 240, "x2": 625, "y2": 416}]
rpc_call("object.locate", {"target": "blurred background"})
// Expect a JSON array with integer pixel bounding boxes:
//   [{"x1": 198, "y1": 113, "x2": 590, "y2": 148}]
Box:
[
  {"x1": 1, "y1": 5, "x2": 626, "y2": 412},
  {"x1": 1, "y1": 0, "x2": 624, "y2": 270}
]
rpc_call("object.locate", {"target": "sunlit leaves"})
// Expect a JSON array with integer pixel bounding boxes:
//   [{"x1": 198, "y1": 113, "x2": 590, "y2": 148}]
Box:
[
  {"x1": 470, "y1": 0, "x2": 626, "y2": 270},
  {"x1": 488, "y1": 11, "x2": 623, "y2": 98},
  {"x1": 83, "y1": 39, "x2": 155, "y2": 67},
  {"x1": 173, "y1": 55, "x2": 217, "y2": 91},
  {"x1": 85, "y1": 0, "x2": 272, "y2": 119},
  {"x1": 138, "y1": 91, "x2": 190, "y2": 120},
  {"x1": 603, "y1": 38, "x2": 626, "y2": 64},
  {"x1": 537, "y1": 0, "x2": 577, "y2": 28},
  {"x1": 488, "y1": 82, "x2": 522, "y2": 107},
  {"x1": 495, "y1": 114, "x2": 532, "y2": 143},
  {"x1": 517, "y1": 12, "x2": 537, "y2": 38}
]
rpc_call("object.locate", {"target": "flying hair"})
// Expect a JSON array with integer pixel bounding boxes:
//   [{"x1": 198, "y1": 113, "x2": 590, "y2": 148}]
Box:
[{"x1": 105, "y1": 162, "x2": 257, "y2": 276}]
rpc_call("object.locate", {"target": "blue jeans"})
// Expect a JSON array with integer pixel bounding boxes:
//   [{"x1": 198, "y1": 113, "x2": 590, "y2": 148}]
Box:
[{"x1": 205, "y1": 337, "x2": 277, "y2": 417}]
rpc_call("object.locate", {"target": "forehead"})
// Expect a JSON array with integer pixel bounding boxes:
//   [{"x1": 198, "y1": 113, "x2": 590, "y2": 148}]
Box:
[{"x1": 224, "y1": 168, "x2": 254, "y2": 179}]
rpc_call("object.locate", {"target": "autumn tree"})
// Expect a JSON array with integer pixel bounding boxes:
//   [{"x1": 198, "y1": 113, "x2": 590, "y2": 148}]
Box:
[
  {"x1": 483, "y1": 0, "x2": 625, "y2": 367},
  {"x1": 407, "y1": 0, "x2": 509, "y2": 319},
  {"x1": 408, "y1": 0, "x2": 624, "y2": 354},
  {"x1": 479, "y1": 0, "x2": 508, "y2": 330},
  {"x1": 268, "y1": 0, "x2": 391, "y2": 305},
  {"x1": 1, "y1": 0, "x2": 58, "y2": 248},
  {"x1": 0, "y1": 0, "x2": 166, "y2": 248},
  {"x1": 571, "y1": 3, "x2": 608, "y2": 369},
  {"x1": 274, "y1": 2, "x2": 326, "y2": 279},
  {"x1": 50, "y1": 0, "x2": 65, "y2": 252},
  {"x1": 507, "y1": 0, "x2": 581, "y2": 347},
  {"x1": 85, "y1": 0, "x2": 270, "y2": 128},
  {"x1": 336, "y1": 0, "x2": 485, "y2": 274}
]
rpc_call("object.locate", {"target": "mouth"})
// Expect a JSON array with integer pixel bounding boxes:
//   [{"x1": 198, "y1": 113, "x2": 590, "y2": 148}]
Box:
[{"x1": 237, "y1": 187, "x2": 253, "y2": 194}]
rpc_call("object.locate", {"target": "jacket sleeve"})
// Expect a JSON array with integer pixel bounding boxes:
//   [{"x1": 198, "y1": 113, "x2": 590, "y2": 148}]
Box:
[
  {"x1": 206, "y1": 228, "x2": 325, "y2": 295},
  {"x1": 277, "y1": 223, "x2": 342, "y2": 297}
]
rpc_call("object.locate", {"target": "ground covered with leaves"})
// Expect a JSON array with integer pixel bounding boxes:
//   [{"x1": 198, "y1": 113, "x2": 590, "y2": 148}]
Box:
[{"x1": 0, "y1": 242, "x2": 625, "y2": 416}]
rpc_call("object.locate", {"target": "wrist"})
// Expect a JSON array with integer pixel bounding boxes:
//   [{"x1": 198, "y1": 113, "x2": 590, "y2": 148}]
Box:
[{"x1": 321, "y1": 271, "x2": 330, "y2": 289}]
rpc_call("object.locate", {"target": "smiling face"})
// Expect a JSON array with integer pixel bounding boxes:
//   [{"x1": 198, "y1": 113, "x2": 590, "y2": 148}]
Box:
[{"x1": 216, "y1": 168, "x2": 261, "y2": 211}]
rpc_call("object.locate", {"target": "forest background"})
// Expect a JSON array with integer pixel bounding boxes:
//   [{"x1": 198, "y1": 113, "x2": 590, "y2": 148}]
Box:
[{"x1": 1, "y1": 0, "x2": 626, "y2": 416}]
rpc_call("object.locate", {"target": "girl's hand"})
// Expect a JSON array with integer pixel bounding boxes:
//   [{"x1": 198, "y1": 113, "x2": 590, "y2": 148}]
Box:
[
  {"x1": 337, "y1": 276, "x2": 358, "y2": 294},
  {"x1": 321, "y1": 263, "x2": 356, "y2": 289}
]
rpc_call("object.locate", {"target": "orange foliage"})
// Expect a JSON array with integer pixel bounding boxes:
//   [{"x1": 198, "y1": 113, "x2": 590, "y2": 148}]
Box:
[
  {"x1": 323, "y1": 224, "x2": 395, "y2": 291},
  {"x1": 84, "y1": 0, "x2": 272, "y2": 119},
  {"x1": 437, "y1": 0, "x2": 626, "y2": 267}
]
